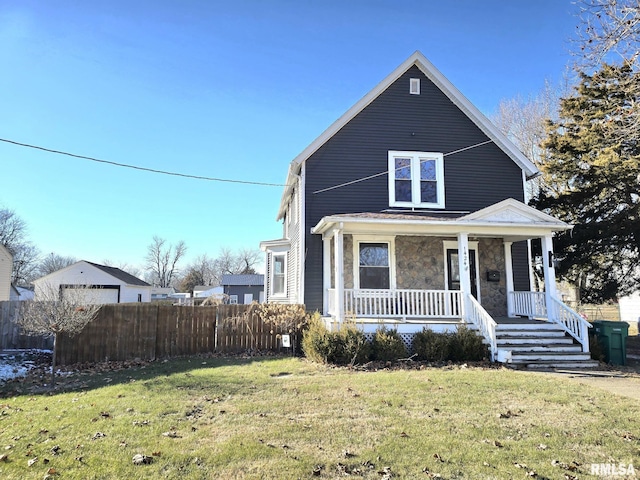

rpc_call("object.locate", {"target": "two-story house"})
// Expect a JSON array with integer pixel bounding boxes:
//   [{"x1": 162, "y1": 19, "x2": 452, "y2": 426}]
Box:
[{"x1": 261, "y1": 51, "x2": 593, "y2": 368}]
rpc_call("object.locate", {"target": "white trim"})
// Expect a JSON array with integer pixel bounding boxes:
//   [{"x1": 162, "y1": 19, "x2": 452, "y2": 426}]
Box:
[
  {"x1": 504, "y1": 241, "x2": 514, "y2": 316},
  {"x1": 352, "y1": 235, "x2": 397, "y2": 290},
  {"x1": 388, "y1": 151, "x2": 445, "y2": 209},
  {"x1": 443, "y1": 239, "x2": 480, "y2": 302},
  {"x1": 299, "y1": 163, "x2": 306, "y2": 304},
  {"x1": 277, "y1": 50, "x2": 540, "y2": 219},
  {"x1": 322, "y1": 236, "x2": 331, "y2": 315},
  {"x1": 409, "y1": 77, "x2": 420, "y2": 95}
]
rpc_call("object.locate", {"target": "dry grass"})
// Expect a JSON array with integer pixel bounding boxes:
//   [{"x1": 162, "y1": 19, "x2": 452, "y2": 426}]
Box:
[{"x1": 0, "y1": 356, "x2": 639, "y2": 479}]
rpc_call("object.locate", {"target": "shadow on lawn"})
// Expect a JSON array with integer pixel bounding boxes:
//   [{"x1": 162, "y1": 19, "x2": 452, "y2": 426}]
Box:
[{"x1": 0, "y1": 352, "x2": 297, "y2": 398}]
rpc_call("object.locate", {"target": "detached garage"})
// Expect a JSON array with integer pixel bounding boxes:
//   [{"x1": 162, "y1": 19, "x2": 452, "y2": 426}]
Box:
[{"x1": 34, "y1": 261, "x2": 152, "y2": 304}]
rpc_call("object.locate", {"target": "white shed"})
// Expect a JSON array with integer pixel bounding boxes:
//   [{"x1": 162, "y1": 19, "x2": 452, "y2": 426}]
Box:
[
  {"x1": 33, "y1": 261, "x2": 152, "y2": 304},
  {"x1": 0, "y1": 244, "x2": 12, "y2": 302},
  {"x1": 619, "y1": 292, "x2": 640, "y2": 325}
]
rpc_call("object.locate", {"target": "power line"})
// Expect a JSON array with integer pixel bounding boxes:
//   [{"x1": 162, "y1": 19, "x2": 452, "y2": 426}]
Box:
[
  {"x1": 312, "y1": 140, "x2": 494, "y2": 194},
  {"x1": 0, "y1": 137, "x2": 288, "y2": 187}
]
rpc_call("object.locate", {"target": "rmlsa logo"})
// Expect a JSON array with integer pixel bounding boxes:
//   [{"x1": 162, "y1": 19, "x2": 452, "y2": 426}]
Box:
[{"x1": 591, "y1": 463, "x2": 636, "y2": 477}]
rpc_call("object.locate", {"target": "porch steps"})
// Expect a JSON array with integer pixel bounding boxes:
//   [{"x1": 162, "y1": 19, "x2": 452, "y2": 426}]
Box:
[{"x1": 495, "y1": 321, "x2": 599, "y2": 369}]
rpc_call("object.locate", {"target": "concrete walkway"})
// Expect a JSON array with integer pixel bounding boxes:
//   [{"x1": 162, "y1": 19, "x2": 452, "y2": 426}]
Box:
[{"x1": 540, "y1": 362, "x2": 640, "y2": 401}]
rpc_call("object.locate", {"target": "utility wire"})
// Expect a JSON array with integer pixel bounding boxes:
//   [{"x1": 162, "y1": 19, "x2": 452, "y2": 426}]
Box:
[
  {"x1": 312, "y1": 139, "x2": 494, "y2": 194},
  {"x1": 0, "y1": 137, "x2": 288, "y2": 187}
]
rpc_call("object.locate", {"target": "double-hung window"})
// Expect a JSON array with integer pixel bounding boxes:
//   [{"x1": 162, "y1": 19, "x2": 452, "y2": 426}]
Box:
[
  {"x1": 388, "y1": 151, "x2": 444, "y2": 208},
  {"x1": 272, "y1": 253, "x2": 286, "y2": 296},
  {"x1": 358, "y1": 242, "x2": 390, "y2": 289}
]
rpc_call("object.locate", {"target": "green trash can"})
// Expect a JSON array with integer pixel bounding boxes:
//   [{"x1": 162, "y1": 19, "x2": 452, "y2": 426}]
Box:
[{"x1": 592, "y1": 320, "x2": 629, "y2": 365}]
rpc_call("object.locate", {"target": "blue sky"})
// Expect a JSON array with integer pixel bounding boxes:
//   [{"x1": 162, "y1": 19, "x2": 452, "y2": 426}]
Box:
[{"x1": 0, "y1": 0, "x2": 579, "y2": 275}]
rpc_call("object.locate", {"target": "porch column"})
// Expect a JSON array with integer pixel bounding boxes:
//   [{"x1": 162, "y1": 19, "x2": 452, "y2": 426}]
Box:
[
  {"x1": 541, "y1": 235, "x2": 558, "y2": 321},
  {"x1": 322, "y1": 235, "x2": 332, "y2": 316},
  {"x1": 457, "y1": 232, "x2": 471, "y2": 317},
  {"x1": 504, "y1": 241, "x2": 514, "y2": 317},
  {"x1": 333, "y1": 226, "x2": 345, "y2": 324}
]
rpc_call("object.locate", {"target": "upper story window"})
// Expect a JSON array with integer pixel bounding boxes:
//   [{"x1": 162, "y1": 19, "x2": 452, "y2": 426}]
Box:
[{"x1": 388, "y1": 151, "x2": 445, "y2": 208}]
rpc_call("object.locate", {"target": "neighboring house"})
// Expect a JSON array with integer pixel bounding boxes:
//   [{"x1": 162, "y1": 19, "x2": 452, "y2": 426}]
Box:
[
  {"x1": 0, "y1": 244, "x2": 12, "y2": 302},
  {"x1": 193, "y1": 285, "x2": 224, "y2": 299},
  {"x1": 151, "y1": 287, "x2": 176, "y2": 302},
  {"x1": 261, "y1": 51, "x2": 594, "y2": 367},
  {"x1": 9, "y1": 284, "x2": 20, "y2": 301},
  {"x1": 221, "y1": 274, "x2": 264, "y2": 304},
  {"x1": 15, "y1": 286, "x2": 35, "y2": 301},
  {"x1": 33, "y1": 261, "x2": 152, "y2": 304}
]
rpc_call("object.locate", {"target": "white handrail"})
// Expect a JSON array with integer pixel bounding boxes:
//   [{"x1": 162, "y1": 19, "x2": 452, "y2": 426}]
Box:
[
  {"x1": 467, "y1": 295, "x2": 497, "y2": 361},
  {"x1": 551, "y1": 297, "x2": 592, "y2": 352},
  {"x1": 510, "y1": 291, "x2": 546, "y2": 318}
]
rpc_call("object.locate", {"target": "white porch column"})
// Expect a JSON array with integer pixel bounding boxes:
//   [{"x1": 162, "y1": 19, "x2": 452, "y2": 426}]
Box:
[
  {"x1": 457, "y1": 232, "x2": 471, "y2": 317},
  {"x1": 322, "y1": 235, "x2": 332, "y2": 316},
  {"x1": 333, "y1": 226, "x2": 345, "y2": 324},
  {"x1": 541, "y1": 235, "x2": 558, "y2": 321},
  {"x1": 504, "y1": 241, "x2": 514, "y2": 317}
]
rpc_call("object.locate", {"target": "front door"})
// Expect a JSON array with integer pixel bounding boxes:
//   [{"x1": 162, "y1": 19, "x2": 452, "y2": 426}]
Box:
[{"x1": 446, "y1": 249, "x2": 478, "y2": 299}]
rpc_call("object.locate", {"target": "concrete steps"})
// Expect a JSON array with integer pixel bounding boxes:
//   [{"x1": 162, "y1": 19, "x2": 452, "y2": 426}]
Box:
[{"x1": 495, "y1": 320, "x2": 598, "y2": 369}]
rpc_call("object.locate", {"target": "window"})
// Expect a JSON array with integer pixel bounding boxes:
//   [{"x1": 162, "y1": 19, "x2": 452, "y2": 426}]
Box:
[
  {"x1": 358, "y1": 243, "x2": 390, "y2": 289},
  {"x1": 229, "y1": 295, "x2": 238, "y2": 304},
  {"x1": 388, "y1": 151, "x2": 444, "y2": 208},
  {"x1": 137, "y1": 294, "x2": 142, "y2": 303},
  {"x1": 272, "y1": 254, "x2": 286, "y2": 296},
  {"x1": 410, "y1": 78, "x2": 420, "y2": 95}
]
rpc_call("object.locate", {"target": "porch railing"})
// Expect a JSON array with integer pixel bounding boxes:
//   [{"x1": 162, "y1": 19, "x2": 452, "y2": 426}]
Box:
[
  {"x1": 551, "y1": 298, "x2": 591, "y2": 352},
  {"x1": 510, "y1": 291, "x2": 546, "y2": 318},
  {"x1": 467, "y1": 295, "x2": 497, "y2": 361},
  {"x1": 328, "y1": 289, "x2": 462, "y2": 319}
]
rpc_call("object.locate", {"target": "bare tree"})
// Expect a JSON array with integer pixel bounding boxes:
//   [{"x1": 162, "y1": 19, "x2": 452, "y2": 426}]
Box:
[
  {"x1": 491, "y1": 81, "x2": 568, "y2": 200},
  {"x1": 145, "y1": 236, "x2": 187, "y2": 288},
  {"x1": 0, "y1": 206, "x2": 40, "y2": 285},
  {"x1": 18, "y1": 283, "x2": 101, "y2": 387},
  {"x1": 575, "y1": 0, "x2": 640, "y2": 140},
  {"x1": 101, "y1": 259, "x2": 142, "y2": 279},
  {"x1": 576, "y1": 0, "x2": 640, "y2": 66},
  {"x1": 213, "y1": 247, "x2": 262, "y2": 283},
  {"x1": 38, "y1": 253, "x2": 77, "y2": 277}
]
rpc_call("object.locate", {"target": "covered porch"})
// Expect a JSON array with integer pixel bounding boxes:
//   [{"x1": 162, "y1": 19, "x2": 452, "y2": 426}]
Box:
[{"x1": 312, "y1": 199, "x2": 591, "y2": 361}]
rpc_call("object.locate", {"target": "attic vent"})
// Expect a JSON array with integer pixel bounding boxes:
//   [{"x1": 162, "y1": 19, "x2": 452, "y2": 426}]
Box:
[{"x1": 409, "y1": 78, "x2": 420, "y2": 95}]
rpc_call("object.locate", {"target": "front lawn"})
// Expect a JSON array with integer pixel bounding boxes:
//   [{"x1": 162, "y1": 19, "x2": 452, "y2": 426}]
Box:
[{"x1": 0, "y1": 357, "x2": 638, "y2": 479}]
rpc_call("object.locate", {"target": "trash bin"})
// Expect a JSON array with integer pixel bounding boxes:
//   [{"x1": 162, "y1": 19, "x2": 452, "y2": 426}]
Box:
[{"x1": 592, "y1": 320, "x2": 629, "y2": 365}]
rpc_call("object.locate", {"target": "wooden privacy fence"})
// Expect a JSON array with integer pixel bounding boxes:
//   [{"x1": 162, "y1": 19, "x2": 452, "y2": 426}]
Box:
[
  {"x1": 0, "y1": 301, "x2": 53, "y2": 351},
  {"x1": 56, "y1": 304, "x2": 303, "y2": 365}
]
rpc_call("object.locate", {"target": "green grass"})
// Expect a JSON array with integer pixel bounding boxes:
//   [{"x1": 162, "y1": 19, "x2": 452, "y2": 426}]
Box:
[{"x1": 1, "y1": 357, "x2": 639, "y2": 479}]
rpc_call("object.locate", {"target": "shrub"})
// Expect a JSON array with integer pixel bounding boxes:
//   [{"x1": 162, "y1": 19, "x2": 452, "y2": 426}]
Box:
[
  {"x1": 448, "y1": 325, "x2": 488, "y2": 361},
  {"x1": 412, "y1": 329, "x2": 449, "y2": 361},
  {"x1": 371, "y1": 327, "x2": 407, "y2": 361},
  {"x1": 302, "y1": 317, "x2": 370, "y2": 366},
  {"x1": 412, "y1": 326, "x2": 488, "y2": 362}
]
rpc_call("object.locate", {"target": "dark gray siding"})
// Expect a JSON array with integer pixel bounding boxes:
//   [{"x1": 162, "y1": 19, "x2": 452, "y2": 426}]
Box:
[
  {"x1": 512, "y1": 241, "x2": 531, "y2": 291},
  {"x1": 224, "y1": 285, "x2": 263, "y2": 304},
  {"x1": 304, "y1": 65, "x2": 527, "y2": 311}
]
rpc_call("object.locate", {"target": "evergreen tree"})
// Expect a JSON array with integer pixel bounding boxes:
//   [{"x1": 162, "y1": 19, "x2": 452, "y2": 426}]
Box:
[{"x1": 533, "y1": 63, "x2": 640, "y2": 303}]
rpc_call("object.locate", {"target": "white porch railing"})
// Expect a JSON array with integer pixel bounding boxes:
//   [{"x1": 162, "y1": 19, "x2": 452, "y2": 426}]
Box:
[
  {"x1": 467, "y1": 295, "x2": 497, "y2": 361},
  {"x1": 511, "y1": 291, "x2": 546, "y2": 318},
  {"x1": 328, "y1": 289, "x2": 462, "y2": 319},
  {"x1": 551, "y1": 298, "x2": 591, "y2": 352}
]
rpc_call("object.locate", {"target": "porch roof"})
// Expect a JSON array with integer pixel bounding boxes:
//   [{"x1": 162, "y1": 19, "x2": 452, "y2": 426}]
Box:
[{"x1": 311, "y1": 199, "x2": 572, "y2": 242}]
